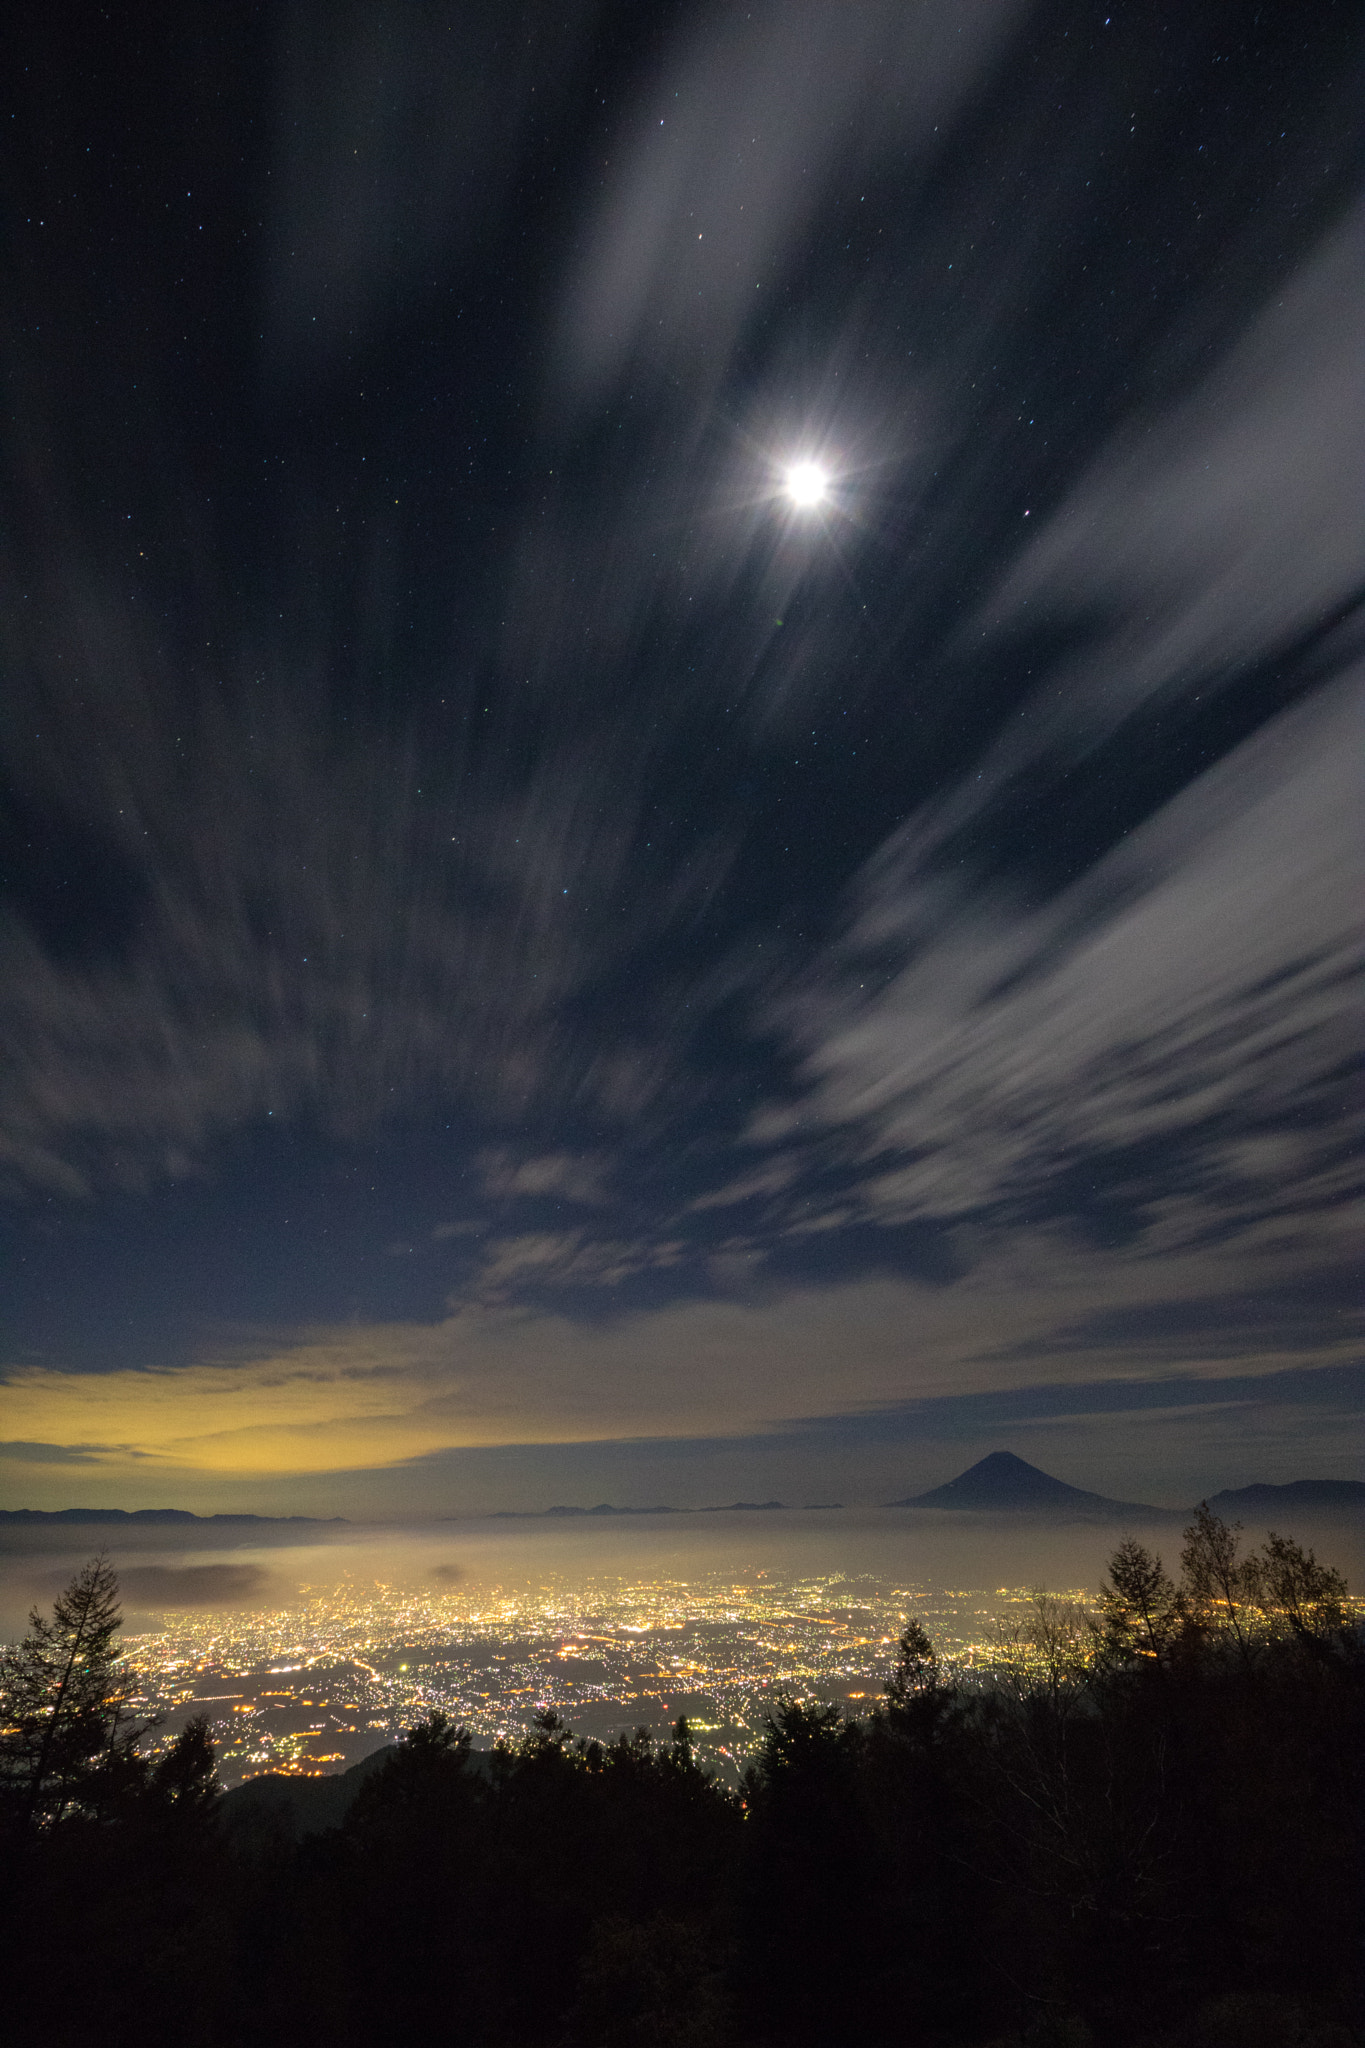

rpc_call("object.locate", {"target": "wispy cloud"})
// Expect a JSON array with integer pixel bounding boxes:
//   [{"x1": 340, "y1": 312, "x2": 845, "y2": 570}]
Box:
[
  {"x1": 471, "y1": 1230, "x2": 688, "y2": 1300},
  {"x1": 558, "y1": 0, "x2": 1027, "y2": 408},
  {"x1": 972, "y1": 202, "x2": 1365, "y2": 740},
  {"x1": 687, "y1": 1157, "x2": 803, "y2": 1212},
  {"x1": 0, "y1": 651, "x2": 664, "y2": 1201},
  {"x1": 772, "y1": 670, "x2": 1361, "y2": 1249},
  {"x1": 3, "y1": 3, "x2": 1358, "y2": 1515},
  {"x1": 4, "y1": 1220, "x2": 1353, "y2": 1497},
  {"x1": 478, "y1": 1150, "x2": 611, "y2": 1207},
  {"x1": 744, "y1": 210, "x2": 1365, "y2": 1266},
  {"x1": 266, "y1": 0, "x2": 591, "y2": 370}
]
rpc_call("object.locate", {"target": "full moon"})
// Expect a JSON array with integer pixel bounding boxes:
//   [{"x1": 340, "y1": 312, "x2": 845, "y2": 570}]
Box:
[{"x1": 784, "y1": 460, "x2": 828, "y2": 508}]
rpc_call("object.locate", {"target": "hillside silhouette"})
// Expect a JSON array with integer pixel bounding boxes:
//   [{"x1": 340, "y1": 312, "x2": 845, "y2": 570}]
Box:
[
  {"x1": 2, "y1": 1511, "x2": 1360, "y2": 2048},
  {"x1": 1207, "y1": 1478, "x2": 1365, "y2": 1515}
]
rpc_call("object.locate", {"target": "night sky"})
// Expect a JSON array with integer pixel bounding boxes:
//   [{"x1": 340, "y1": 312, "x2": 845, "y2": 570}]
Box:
[{"x1": 3, "y1": 0, "x2": 1361, "y2": 1515}]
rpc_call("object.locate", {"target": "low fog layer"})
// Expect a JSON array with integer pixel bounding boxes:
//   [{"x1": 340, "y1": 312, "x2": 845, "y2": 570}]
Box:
[{"x1": 3, "y1": 1508, "x2": 1359, "y2": 1645}]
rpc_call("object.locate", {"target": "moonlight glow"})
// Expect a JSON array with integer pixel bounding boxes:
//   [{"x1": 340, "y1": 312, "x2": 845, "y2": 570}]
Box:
[{"x1": 784, "y1": 460, "x2": 829, "y2": 508}]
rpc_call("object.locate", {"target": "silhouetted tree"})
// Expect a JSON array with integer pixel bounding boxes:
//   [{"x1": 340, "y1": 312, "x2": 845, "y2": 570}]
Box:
[
  {"x1": 1097, "y1": 1537, "x2": 1186, "y2": 1669},
  {"x1": 147, "y1": 1714, "x2": 220, "y2": 1820},
  {"x1": 1181, "y1": 1502, "x2": 1261, "y2": 1661},
  {"x1": 1256, "y1": 1530, "x2": 1350, "y2": 1645},
  {"x1": 884, "y1": 1618, "x2": 940, "y2": 1712},
  {"x1": 2, "y1": 1534, "x2": 1357, "y2": 2048},
  {"x1": 0, "y1": 1553, "x2": 139, "y2": 1830},
  {"x1": 566, "y1": 1912, "x2": 730, "y2": 2048},
  {"x1": 349, "y1": 1705, "x2": 472, "y2": 1818},
  {"x1": 1173, "y1": 1507, "x2": 1352, "y2": 1662},
  {"x1": 739, "y1": 1700, "x2": 881, "y2": 2043}
]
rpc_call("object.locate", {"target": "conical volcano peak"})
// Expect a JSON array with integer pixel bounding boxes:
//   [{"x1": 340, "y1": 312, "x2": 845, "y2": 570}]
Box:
[
  {"x1": 889, "y1": 1451, "x2": 1159, "y2": 1517},
  {"x1": 961, "y1": 1452, "x2": 1047, "y2": 1481}
]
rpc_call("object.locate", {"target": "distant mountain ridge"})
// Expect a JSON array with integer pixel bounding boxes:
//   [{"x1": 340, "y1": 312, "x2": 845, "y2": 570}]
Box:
[
  {"x1": 491, "y1": 1500, "x2": 813, "y2": 1519},
  {"x1": 888, "y1": 1453, "x2": 1362, "y2": 1520},
  {"x1": 5, "y1": 1469, "x2": 1358, "y2": 1527},
  {"x1": 1204, "y1": 1479, "x2": 1365, "y2": 1515},
  {"x1": 0, "y1": 1508, "x2": 347, "y2": 1525}
]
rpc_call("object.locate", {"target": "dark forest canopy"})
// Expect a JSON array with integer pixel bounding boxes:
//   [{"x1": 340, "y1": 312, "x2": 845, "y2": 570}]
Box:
[{"x1": 1, "y1": 1513, "x2": 1361, "y2": 2048}]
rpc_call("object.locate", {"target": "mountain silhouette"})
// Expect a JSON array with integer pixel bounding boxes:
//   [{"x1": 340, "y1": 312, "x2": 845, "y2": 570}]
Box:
[
  {"x1": 888, "y1": 1451, "x2": 1163, "y2": 1518},
  {"x1": 220, "y1": 1747, "x2": 397, "y2": 1843},
  {"x1": 0, "y1": 1508, "x2": 346, "y2": 1524},
  {"x1": 1205, "y1": 1479, "x2": 1364, "y2": 1516}
]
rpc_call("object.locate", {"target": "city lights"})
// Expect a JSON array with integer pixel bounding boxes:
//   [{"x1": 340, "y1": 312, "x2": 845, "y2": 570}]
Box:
[{"x1": 122, "y1": 1572, "x2": 1086, "y2": 1787}]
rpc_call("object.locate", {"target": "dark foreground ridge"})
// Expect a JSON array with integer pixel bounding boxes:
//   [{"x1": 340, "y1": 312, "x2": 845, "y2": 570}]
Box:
[
  {"x1": 3, "y1": 1520, "x2": 1360, "y2": 2048},
  {"x1": 218, "y1": 1747, "x2": 400, "y2": 1842}
]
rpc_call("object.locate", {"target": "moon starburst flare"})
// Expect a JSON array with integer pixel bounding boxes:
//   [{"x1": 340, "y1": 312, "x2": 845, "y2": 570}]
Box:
[{"x1": 783, "y1": 459, "x2": 830, "y2": 508}]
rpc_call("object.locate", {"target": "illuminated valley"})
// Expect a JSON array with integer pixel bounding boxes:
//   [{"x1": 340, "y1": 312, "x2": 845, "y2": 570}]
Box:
[{"x1": 123, "y1": 1572, "x2": 1078, "y2": 1786}]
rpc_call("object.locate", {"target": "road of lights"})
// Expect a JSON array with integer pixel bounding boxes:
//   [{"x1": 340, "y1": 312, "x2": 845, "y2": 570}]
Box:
[{"x1": 119, "y1": 1572, "x2": 1092, "y2": 1787}]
